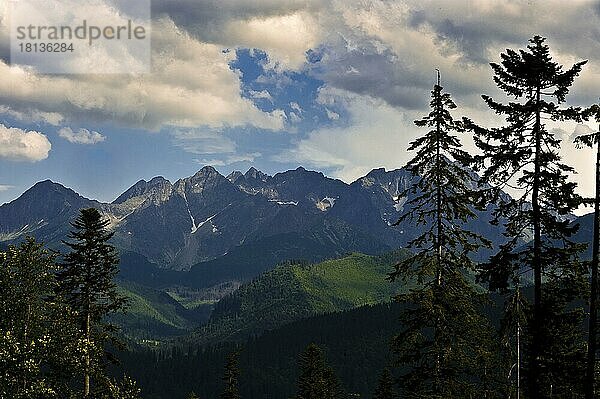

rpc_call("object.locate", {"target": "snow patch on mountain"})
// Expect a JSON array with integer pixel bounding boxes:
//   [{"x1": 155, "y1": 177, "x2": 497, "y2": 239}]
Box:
[
  {"x1": 316, "y1": 197, "x2": 337, "y2": 211},
  {"x1": 180, "y1": 191, "x2": 198, "y2": 234},
  {"x1": 394, "y1": 196, "x2": 407, "y2": 212},
  {"x1": 268, "y1": 199, "x2": 298, "y2": 206},
  {"x1": 197, "y1": 213, "x2": 217, "y2": 230}
]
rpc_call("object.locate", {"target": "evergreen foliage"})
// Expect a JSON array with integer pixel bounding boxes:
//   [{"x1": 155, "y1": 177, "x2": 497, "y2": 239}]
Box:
[
  {"x1": 57, "y1": 208, "x2": 128, "y2": 397},
  {"x1": 100, "y1": 376, "x2": 143, "y2": 399},
  {"x1": 119, "y1": 302, "x2": 404, "y2": 399},
  {"x1": 221, "y1": 351, "x2": 241, "y2": 399},
  {"x1": 372, "y1": 368, "x2": 397, "y2": 399},
  {"x1": 465, "y1": 35, "x2": 588, "y2": 397},
  {"x1": 390, "y1": 78, "x2": 499, "y2": 397},
  {"x1": 0, "y1": 238, "x2": 79, "y2": 398},
  {"x1": 294, "y1": 343, "x2": 344, "y2": 399}
]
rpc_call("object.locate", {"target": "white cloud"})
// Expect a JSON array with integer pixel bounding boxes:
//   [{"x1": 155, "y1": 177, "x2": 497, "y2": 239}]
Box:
[
  {"x1": 222, "y1": 11, "x2": 322, "y2": 70},
  {"x1": 325, "y1": 108, "x2": 340, "y2": 120},
  {"x1": 0, "y1": 124, "x2": 51, "y2": 162},
  {"x1": 551, "y1": 123, "x2": 596, "y2": 215},
  {"x1": 249, "y1": 90, "x2": 274, "y2": 101},
  {"x1": 176, "y1": 128, "x2": 262, "y2": 167},
  {"x1": 279, "y1": 89, "x2": 422, "y2": 182},
  {"x1": 2, "y1": 0, "x2": 598, "y2": 133},
  {"x1": 289, "y1": 112, "x2": 302, "y2": 124},
  {"x1": 290, "y1": 102, "x2": 303, "y2": 114},
  {"x1": 58, "y1": 127, "x2": 106, "y2": 145},
  {"x1": 0, "y1": 106, "x2": 64, "y2": 126},
  {"x1": 0, "y1": 16, "x2": 285, "y2": 132},
  {"x1": 8, "y1": 0, "x2": 151, "y2": 74},
  {"x1": 0, "y1": 184, "x2": 14, "y2": 192},
  {"x1": 1, "y1": 0, "x2": 600, "y2": 203}
]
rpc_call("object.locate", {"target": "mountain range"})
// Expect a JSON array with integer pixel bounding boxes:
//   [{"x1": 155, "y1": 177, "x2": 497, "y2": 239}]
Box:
[{"x1": 0, "y1": 165, "x2": 586, "y2": 289}]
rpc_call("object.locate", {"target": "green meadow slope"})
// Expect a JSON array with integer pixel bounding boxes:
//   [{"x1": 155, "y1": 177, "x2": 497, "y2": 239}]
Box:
[{"x1": 112, "y1": 282, "x2": 213, "y2": 341}]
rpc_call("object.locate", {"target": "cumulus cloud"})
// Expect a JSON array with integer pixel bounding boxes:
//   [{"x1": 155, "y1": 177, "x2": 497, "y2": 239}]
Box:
[
  {"x1": 223, "y1": 12, "x2": 321, "y2": 70},
  {"x1": 153, "y1": 0, "x2": 323, "y2": 69},
  {"x1": 0, "y1": 124, "x2": 51, "y2": 162},
  {"x1": 2, "y1": 0, "x2": 599, "y2": 133},
  {"x1": 0, "y1": 16, "x2": 285, "y2": 132},
  {"x1": 8, "y1": 0, "x2": 151, "y2": 74},
  {"x1": 58, "y1": 127, "x2": 106, "y2": 145},
  {"x1": 249, "y1": 90, "x2": 274, "y2": 101},
  {"x1": 0, "y1": 106, "x2": 63, "y2": 126},
  {"x1": 278, "y1": 89, "x2": 422, "y2": 182}
]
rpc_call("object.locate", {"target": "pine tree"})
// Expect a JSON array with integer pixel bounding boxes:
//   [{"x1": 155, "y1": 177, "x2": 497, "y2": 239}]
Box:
[
  {"x1": 57, "y1": 208, "x2": 127, "y2": 398},
  {"x1": 576, "y1": 104, "x2": 600, "y2": 399},
  {"x1": 465, "y1": 35, "x2": 588, "y2": 397},
  {"x1": 389, "y1": 74, "x2": 499, "y2": 397},
  {"x1": 373, "y1": 368, "x2": 397, "y2": 399},
  {"x1": 221, "y1": 351, "x2": 241, "y2": 399},
  {"x1": 294, "y1": 343, "x2": 344, "y2": 399}
]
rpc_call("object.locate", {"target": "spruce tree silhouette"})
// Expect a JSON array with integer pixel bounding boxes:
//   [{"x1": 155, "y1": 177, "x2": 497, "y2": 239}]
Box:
[
  {"x1": 465, "y1": 35, "x2": 588, "y2": 397},
  {"x1": 57, "y1": 208, "x2": 126, "y2": 397},
  {"x1": 389, "y1": 72, "x2": 497, "y2": 397}
]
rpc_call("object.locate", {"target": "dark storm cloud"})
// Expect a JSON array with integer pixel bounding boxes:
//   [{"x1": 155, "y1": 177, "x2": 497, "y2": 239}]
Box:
[
  {"x1": 408, "y1": 8, "x2": 526, "y2": 65},
  {"x1": 308, "y1": 37, "x2": 430, "y2": 110},
  {"x1": 151, "y1": 0, "x2": 320, "y2": 43}
]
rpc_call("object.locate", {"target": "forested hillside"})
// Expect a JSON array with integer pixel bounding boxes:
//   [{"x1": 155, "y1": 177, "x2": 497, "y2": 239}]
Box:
[
  {"x1": 117, "y1": 302, "x2": 404, "y2": 399},
  {"x1": 186, "y1": 251, "x2": 409, "y2": 344}
]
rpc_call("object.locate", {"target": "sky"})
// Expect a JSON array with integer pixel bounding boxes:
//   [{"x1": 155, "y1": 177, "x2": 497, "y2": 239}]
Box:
[{"x1": 0, "y1": 0, "x2": 599, "y2": 212}]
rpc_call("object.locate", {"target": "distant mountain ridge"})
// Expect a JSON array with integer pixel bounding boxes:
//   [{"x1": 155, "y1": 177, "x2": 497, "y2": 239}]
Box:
[{"x1": 0, "y1": 165, "x2": 512, "y2": 277}]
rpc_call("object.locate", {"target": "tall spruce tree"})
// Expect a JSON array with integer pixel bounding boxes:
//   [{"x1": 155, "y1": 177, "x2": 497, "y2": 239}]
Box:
[
  {"x1": 389, "y1": 75, "x2": 498, "y2": 397},
  {"x1": 465, "y1": 35, "x2": 587, "y2": 397},
  {"x1": 294, "y1": 343, "x2": 344, "y2": 399},
  {"x1": 576, "y1": 104, "x2": 600, "y2": 399},
  {"x1": 372, "y1": 368, "x2": 397, "y2": 399},
  {"x1": 57, "y1": 208, "x2": 127, "y2": 398},
  {"x1": 221, "y1": 351, "x2": 241, "y2": 399}
]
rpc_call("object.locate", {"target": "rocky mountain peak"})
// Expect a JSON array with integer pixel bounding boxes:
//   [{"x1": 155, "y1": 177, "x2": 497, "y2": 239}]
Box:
[
  {"x1": 192, "y1": 166, "x2": 221, "y2": 180},
  {"x1": 226, "y1": 171, "x2": 243, "y2": 183},
  {"x1": 113, "y1": 176, "x2": 172, "y2": 205},
  {"x1": 22, "y1": 179, "x2": 84, "y2": 202},
  {"x1": 244, "y1": 167, "x2": 270, "y2": 182}
]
